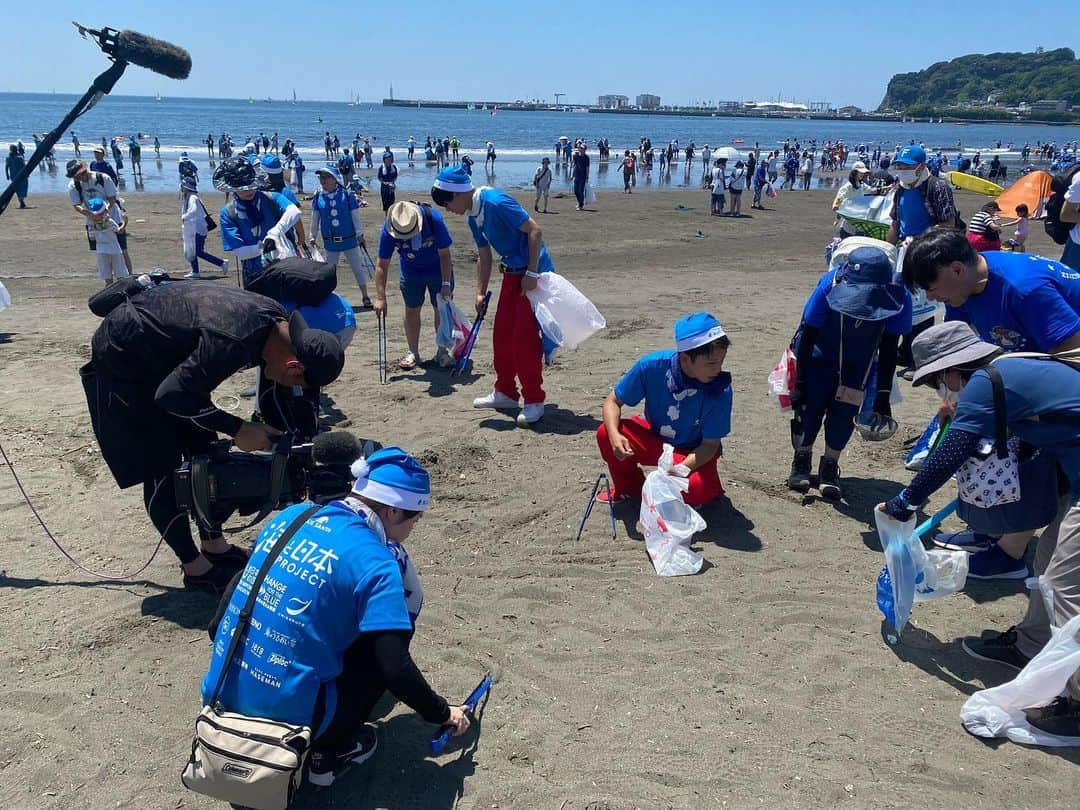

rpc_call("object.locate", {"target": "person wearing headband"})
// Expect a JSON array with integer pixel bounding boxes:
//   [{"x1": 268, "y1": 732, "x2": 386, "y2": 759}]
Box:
[
  {"x1": 596, "y1": 313, "x2": 733, "y2": 505},
  {"x1": 202, "y1": 447, "x2": 470, "y2": 787}
]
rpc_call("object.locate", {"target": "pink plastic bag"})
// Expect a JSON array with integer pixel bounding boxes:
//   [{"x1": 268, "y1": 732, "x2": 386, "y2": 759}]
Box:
[
  {"x1": 768, "y1": 347, "x2": 797, "y2": 411},
  {"x1": 436, "y1": 295, "x2": 474, "y2": 360}
]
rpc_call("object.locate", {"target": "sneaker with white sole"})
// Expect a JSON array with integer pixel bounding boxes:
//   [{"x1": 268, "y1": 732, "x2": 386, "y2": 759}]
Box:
[
  {"x1": 932, "y1": 531, "x2": 996, "y2": 552},
  {"x1": 966, "y1": 544, "x2": 1029, "y2": 580},
  {"x1": 308, "y1": 725, "x2": 377, "y2": 787},
  {"x1": 516, "y1": 403, "x2": 545, "y2": 425},
  {"x1": 473, "y1": 390, "x2": 519, "y2": 410},
  {"x1": 961, "y1": 626, "x2": 1032, "y2": 671}
]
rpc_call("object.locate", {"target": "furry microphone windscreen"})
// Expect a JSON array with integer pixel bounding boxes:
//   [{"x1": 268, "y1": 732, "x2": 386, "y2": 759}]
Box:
[{"x1": 115, "y1": 30, "x2": 191, "y2": 79}]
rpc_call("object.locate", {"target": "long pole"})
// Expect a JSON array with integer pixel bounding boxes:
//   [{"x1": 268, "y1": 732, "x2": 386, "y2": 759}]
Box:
[{"x1": 0, "y1": 60, "x2": 127, "y2": 217}]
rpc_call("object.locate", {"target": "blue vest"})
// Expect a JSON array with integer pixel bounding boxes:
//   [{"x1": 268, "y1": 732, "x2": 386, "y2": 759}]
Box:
[{"x1": 314, "y1": 188, "x2": 358, "y2": 251}]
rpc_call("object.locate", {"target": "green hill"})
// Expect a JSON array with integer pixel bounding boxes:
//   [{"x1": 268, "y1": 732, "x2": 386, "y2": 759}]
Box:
[{"x1": 878, "y1": 48, "x2": 1080, "y2": 112}]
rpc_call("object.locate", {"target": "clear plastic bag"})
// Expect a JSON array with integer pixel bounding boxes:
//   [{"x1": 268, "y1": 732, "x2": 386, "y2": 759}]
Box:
[
  {"x1": 526, "y1": 272, "x2": 605, "y2": 355},
  {"x1": 768, "y1": 347, "x2": 797, "y2": 411},
  {"x1": 639, "y1": 445, "x2": 706, "y2": 577},
  {"x1": 436, "y1": 295, "x2": 473, "y2": 359},
  {"x1": 0, "y1": 280, "x2": 12, "y2": 311},
  {"x1": 584, "y1": 183, "x2": 597, "y2": 205},
  {"x1": 961, "y1": 614, "x2": 1080, "y2": 747},
  {"x1": 875, "y1": 509, "x2": 969, "y2": 640}
]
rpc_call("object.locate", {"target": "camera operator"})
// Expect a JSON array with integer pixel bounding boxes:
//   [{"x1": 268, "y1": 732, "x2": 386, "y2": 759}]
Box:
[
  {"x1": 81, "y1": 282, "x2": 346, "y2": 594},
  {"x1": 203, "y1": 447, "x2": 470, "y2": 788}
]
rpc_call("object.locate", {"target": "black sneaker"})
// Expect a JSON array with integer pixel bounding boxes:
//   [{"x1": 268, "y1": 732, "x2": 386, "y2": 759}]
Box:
[
  {"x1": 818, "y1": 456, "x2": 842, "y2": 501},
  {"x1": 786, "y1": 449, "x2": 812, "y2": 493},
  {"x1": 203, "y1": 543, "x2": 251, "y2": 569},
  {"x1": 961, "y1": 626, "x2": 1033, "y2": 672},
  {"x1": 1024, "y1": 697, "x2": 1080, "y2": 738},
  {"x1": 308, "y1": 725, "x2": 378, "y2": 787},
  {"x1": 182, "y1": 563, "x2": 239, "y2": 596}
]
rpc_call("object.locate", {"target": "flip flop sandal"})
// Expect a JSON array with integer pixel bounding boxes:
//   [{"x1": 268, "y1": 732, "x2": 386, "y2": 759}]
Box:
[
  {"x1": 595, "y1": 489, "x2": 630, "y2": 504},
  {"x1": 398, "y1": 352, "x2": 418, "y2": 370}
]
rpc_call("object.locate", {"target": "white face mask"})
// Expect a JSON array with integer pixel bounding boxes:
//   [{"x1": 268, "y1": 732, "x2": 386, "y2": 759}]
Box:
[
  {"x1": 896, "y1": 168, "x2": 921, "y2": 187},
  {"x1": 937, "y1": 383, "x2": 961, "y2": 404}
]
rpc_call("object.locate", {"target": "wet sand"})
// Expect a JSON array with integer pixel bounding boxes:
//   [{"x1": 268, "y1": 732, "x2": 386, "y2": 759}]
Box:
[{"x1": 1, "y1": 186, "x2": 1077, "y2": 809}]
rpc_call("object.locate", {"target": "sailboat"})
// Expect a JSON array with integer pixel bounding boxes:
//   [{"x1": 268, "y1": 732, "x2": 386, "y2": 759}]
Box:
[
  {"x1": 292, "y1": 89, "x2": 297, "y2": 104},
  {"x1": 155, "y1": 92, "x2": 162, "y2": 102}
]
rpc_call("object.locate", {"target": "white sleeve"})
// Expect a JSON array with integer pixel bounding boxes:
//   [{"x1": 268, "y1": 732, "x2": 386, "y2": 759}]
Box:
[
  {"x1": 182, "y1": 195, "x2": 199, "y2": 225},
  {"x1": 274, "y1": 203, "x2": 302, "y2": 232},
  {"x1": 351, "y1": 206, "x2": 363, "y2": 238},
  {"x1": 1066, "y1": 174, "x2": 1080, "y2": 203},
  {"x1": 310, "y1": 205, "x2": 321, "y2": 240},
  {"x1": 231, "y1": 243, "x2": 263, "y2": 260}
]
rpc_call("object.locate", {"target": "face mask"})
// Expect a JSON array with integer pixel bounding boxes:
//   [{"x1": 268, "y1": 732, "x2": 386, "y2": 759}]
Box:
[
  {"x1": 896, "y1": 168, "x2": 920, "y2": 187},
  {"x1": 937, "y1": 384, "x2": 961, "y2": 405}
]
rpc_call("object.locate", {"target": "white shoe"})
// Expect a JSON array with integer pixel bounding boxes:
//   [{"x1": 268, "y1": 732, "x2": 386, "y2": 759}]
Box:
[
  {"x1": 183, "y1": 271, "x2": 201, "y2": 279},
  {"x1": 516, "y1": 403, "x2": 545, "y2": 425},
  {"x1": 472, "y1": 390, "x2": 519, "y2": 410}
]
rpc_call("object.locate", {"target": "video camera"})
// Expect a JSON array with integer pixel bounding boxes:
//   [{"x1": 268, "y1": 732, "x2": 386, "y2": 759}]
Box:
[{"x1": 174, "y1": 431, "x2": 378, "y2": 531}]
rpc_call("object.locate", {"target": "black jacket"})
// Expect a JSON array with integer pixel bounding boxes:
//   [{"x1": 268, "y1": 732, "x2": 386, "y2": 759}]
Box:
[{"x1": 91, "y1": 283, "x2": 285, "y2": 436}]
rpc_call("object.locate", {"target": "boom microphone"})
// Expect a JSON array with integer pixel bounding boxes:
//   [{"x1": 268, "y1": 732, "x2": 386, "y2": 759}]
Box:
[
  {"x1": 73, "y1": 23, "x2": 191, "y2": 79},
  {"x1": 308, "y1": 432, "x2": 365, "y2": 466}
]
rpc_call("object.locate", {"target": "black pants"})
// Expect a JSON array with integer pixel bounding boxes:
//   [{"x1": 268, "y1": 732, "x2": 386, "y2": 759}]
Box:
[
  {"x1": 310, "y1": 632, "x2": 410, "y2": 753},
  {"x1": 573, "y1": 176, "x2": 586, "y2": 207},
  {"x1": 897, "y1": 317, "x2": 934, "y2": 368},
  {"x1": 381, "y1": 186, "x2": 395, "y2": 212},
  {"x1": 81, "y1": 362, "x2": 218, "y2": 563}
]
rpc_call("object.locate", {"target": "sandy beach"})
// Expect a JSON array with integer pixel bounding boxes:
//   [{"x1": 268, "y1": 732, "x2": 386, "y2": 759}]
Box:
[{"x1": 1, "y1": 185, "x2": 1078, "y2": 809}]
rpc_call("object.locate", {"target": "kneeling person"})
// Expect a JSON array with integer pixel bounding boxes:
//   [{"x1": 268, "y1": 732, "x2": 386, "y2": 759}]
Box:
[
  {"x1": 375, "y1": 200, "x2": 456, "y2": 370},
  {"x1": 202, "y1": 447, "x2": 470, "y2": 787},
  {"x1": 597, "y1": 313, "x2": 732, "y2": 505}
]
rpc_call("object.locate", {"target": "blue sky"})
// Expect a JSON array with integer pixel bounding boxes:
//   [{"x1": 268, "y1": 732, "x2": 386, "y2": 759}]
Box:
[{"x1": 2, "y1": 2, "x2": 1075, "y2": 110}]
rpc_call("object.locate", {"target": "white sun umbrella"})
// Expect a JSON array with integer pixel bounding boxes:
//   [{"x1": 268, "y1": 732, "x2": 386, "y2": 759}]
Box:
[
  {"x1": 712, "y1": 146, "x2": 745, "y2": 161},
  {"x1": 558, "y1": 135, "x2": 570, "y2": 141}
]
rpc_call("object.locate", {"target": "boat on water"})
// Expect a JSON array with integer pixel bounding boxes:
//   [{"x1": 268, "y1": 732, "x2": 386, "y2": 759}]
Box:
[
  {"x1": 155, "y1": 92, "x2": 162, "y2": 102},
  {"x1": 732, "y1": 138, "x2": 745, "y2": 145}
]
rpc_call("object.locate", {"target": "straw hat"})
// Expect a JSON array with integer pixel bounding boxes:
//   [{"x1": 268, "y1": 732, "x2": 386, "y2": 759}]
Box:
[{"x1": 387, "y1": 201, "x2": 422, "y2": 240}]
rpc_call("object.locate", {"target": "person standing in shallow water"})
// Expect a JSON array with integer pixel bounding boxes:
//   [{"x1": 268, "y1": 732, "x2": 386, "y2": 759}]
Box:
[{"x1": 6, "y1": 145, "x2": 29, "y2": 207}]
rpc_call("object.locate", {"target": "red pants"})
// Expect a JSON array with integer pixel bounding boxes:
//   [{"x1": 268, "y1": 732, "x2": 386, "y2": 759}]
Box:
[
  {"x1": 492, "y1": 273, "x2": 544, "y2": 403},
  {"x1": 596, "y1": 416, "x2": 724, "y2": 506}
]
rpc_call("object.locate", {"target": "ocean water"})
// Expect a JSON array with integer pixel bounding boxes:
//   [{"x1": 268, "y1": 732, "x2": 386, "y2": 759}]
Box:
[{"x1": 3, "y1": 93, "x2": 1077, "y2": 196}]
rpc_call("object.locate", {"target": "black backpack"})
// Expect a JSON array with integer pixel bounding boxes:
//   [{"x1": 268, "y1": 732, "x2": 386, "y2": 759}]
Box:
[
  {"x1": 246, "y1": 256, "x2": 337, "y2": 306},
  {"x1": 1044, "y1": 164, "x2": 1080, "y2": 245}
]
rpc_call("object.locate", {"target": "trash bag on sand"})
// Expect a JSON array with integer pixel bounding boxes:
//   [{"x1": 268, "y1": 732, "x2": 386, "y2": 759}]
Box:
[{"x1": 639, "y1": 445, "x2": 706, "y2": 577}]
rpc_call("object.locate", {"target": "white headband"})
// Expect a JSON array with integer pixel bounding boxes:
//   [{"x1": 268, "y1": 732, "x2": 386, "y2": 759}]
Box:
[{"x1": 675, "y1": 325, "x2": 726, "y2": 352}]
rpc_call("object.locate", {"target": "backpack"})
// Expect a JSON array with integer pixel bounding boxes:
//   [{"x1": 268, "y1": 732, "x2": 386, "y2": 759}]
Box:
[
  {"x1": 246, "y1": 256, "x2": 337, "y2": 305},
  {"x1": 337, "y1": 155, "x2": 351, "y2": 173},
  {"x1": 1044, "y1": 164, "x2": 1080, "y2": 245},
  {"x1": 179, "y1": 160, "x2": 196, "y2": 178}
]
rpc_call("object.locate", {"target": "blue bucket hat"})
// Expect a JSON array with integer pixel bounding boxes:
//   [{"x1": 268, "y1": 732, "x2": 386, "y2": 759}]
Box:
[
  {"x1": 674, "y1": 312, "x2": 727, "y2": 352},
  {"x1": 432, "y1": 166, "x2": 474, "y2": 193},
  {"x1": 314, "y1": 165, "x2": 343, "y2": 185},
  {"x1": 260, "y1": 154, "x2": 283, "y2": 175},
  {"x1": 349, "y1": 446, "x2": 431, "y2": 511},
  {"x1": 180, "y1": 176, "x2": 197, "y2": 192},
  {"x1": 826, "y1": 246, "x2": 906, "y2": 321},
  {"x1": 86, "y1": 197, "x2": 108, "y2": 215},
  {"x1": 895, "y1": 144, "x2": 926, "y2": 166}
]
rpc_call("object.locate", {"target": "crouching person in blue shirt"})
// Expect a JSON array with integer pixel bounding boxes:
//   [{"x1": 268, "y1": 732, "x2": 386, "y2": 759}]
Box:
[
  {"x1": 879, "y1": 323, "x2": 1080, "y2": 739},
  {"x1": 787, "y1": 245, "x2": 912, "y2": 501},
  {"x1": 203, "y1": 447, "x2": 471, "y2": 787},
  {"x1": 596, "y1": 313, "x2": 732, "y2": 505}
]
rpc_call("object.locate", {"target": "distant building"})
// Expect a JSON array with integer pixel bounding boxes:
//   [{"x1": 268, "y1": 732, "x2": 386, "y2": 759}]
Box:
[
  {"x1": 636, "y1": 93, "x2": 661, "y2": 110},
  {"x1": 746, "y1": 100, "x2": 809, "y2": 113},
  {"x1": 598, "y1": 94, "x2": 629, "y2": 109},
  {"x1": 837, "y1": 105, "x2": 862, "y2": 117},
  {"x1": 1030, "y1": 99, "x2": 1067, "y2": 111}
]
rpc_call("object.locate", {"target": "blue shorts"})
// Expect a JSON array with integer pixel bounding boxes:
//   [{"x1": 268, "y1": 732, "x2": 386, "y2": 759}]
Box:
[{"x1": 400, "y1": 271, "x2": 453, "y2": 309}]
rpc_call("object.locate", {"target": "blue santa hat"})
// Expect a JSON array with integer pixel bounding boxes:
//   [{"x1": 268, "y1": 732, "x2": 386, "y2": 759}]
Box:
[
  {"x1": 674, "y1": 312, "x2": 727, "y2": 352},
  {"x1": 350, "y1": 446, "x2": 431, "y2": 511},
  {"x1": 260, "y1": 154, "x2": 283, "y2": 175},
  {"x1": 432, "y1": 165, "x2": 474, "y2": 193}
]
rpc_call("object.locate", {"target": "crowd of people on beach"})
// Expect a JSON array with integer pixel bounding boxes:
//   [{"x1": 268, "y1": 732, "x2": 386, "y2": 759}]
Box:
[{"x1": 5, "y1": 113, "x2": 1080, "y2": 804}]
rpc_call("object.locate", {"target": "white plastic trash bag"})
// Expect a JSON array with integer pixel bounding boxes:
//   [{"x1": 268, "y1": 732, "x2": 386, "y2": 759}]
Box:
[
  {"x1": 875, "y1": 509, "x2": 968, "y2": 640},
  {"x1": 961, "y1": 614, "x2": 1080, "y2": 747},
  {"x1": 584, "y1": 183, "x2": 597, "y2": 205},
  {"x1": 436, "y1": 295, "x2": 473, "y2": 359},
  {"x1": 0, "y1": 280, "x2": 11, "y2": 311},
  {"x1": 526, "y1": 272, "x2": 605, "y2": 356},
  {"x1": 768, "y1": 347, "x2": 797, "y2": 411},
  {"x1": 639, "y1": 445, "x2": 706, "y2": 577}
]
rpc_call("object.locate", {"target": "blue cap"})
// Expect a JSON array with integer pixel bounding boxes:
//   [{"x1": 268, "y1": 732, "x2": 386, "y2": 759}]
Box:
[
  {"x1": 826, "y1": 246, "x2": 906, "y2": 322},
  {"x1": 895, "y1": 144, "x2": 926, "y2": 166},
  {"x1": 314, "y1": 165, "x2": 343, "y2": 185},
  {"x1": 86, "y1": 197, "x2": 108, "y2": 214},
  {"x1": 260, "y1": 154, "x2": 283, "y2": 174},
  {"x1": 432, "y1": 166, "x2": 474, "y2": 193},
  {"x1": 674, "y1": 312, "x2": 726, "y2": 352},
  {"x1": 350, "y1": 446, "x2": 431, "y2": 511}
]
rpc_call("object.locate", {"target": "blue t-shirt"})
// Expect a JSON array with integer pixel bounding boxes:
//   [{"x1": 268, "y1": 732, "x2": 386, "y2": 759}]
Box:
[
  {"x1": 280, "y1": 292, "x2": 356, "y2": 340},
  {"x1": 945, "y1": 252, "x2": 1080, "y2": 352},
  {"x1": 467, "y1": 188, "x2": 554, "y2": 273},
  {"x1": 378, "y1": 204, "x2": 452, "y2": 276},
  {"x1": 613, "y1": 349, "x2": 733, "y2": 448},
  {"x1": 895, "y1": 186, "x2": 933, "y2": 238},
  {"x1": 201, "y1": 501, "x2": 414, "y2": 734},
  {"x1": 800, "y1": 268, "x2": 913, "y2": 381},
  {"x1": 951, "y1": 357, "x2": 1080, "y2": 497}
]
